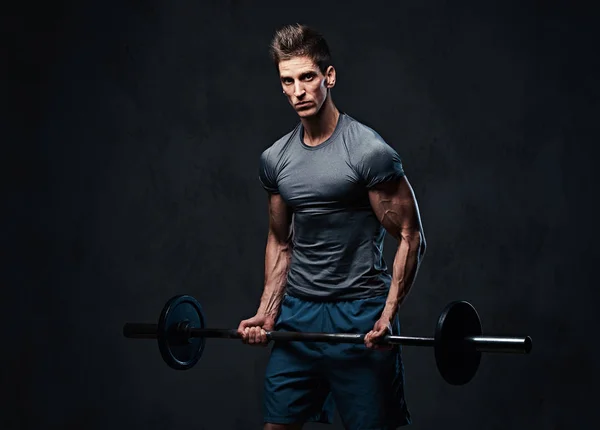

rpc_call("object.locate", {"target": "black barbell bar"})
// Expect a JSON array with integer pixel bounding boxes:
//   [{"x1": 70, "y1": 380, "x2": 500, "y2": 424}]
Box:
[
  {"x1": 122, "y1": 295, "x2": 532, "y2": 385},
  {"x1": 123, "y1": 324, "x2": 531, "y2": 353}
]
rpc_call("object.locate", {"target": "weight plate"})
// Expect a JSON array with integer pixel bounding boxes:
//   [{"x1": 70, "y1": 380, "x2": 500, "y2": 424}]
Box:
[
  {"x1": 434, "y1": 301, "x2": 482, "y2": 385},
  {"x1": 157, "y1": 295, "x2": 205, "y2": 370}
]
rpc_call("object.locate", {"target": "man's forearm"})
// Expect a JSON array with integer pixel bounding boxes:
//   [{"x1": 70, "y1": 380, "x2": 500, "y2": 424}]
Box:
[
  {"x1": 381, "y1": 229, "x2": 425, "y2": 322},
  {"x1": 257, "y1": 233, "x2": 292, "y2": 319}
]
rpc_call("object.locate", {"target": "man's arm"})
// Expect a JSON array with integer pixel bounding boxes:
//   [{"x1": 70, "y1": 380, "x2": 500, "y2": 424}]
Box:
[
  {"x1": 368, "y1": 176, "x2": 426, "y2": 323},
  {"x1": 238, "y1": 192, "x2": 293, "y2": 344},
  {"x1": 257, "y1": 193, "x2": 294, "y2": 319}
]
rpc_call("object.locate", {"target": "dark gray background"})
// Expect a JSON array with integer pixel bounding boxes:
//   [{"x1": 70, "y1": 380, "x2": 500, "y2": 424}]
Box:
[{"x1": 3, "y1": 0, "x2": 598, "y2": 429}]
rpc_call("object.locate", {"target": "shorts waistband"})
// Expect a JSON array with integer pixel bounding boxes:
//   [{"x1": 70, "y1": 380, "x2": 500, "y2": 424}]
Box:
[{"x1": 284, "y1": 290, "x2": 388, "y2": 304}]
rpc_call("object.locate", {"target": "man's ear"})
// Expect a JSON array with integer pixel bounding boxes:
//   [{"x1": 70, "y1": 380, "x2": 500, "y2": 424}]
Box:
[{"x1": 325, "y1": 65, "x2": 336, "y2": 88}]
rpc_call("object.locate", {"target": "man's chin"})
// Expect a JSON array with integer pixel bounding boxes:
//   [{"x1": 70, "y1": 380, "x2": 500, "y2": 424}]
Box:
[{"x1": 296, "y1": 107, "x2": 316, "y2": 118}]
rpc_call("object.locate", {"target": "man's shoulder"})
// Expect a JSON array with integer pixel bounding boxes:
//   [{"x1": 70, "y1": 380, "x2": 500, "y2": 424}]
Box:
[
  {"x1": 341, "y1": 114, "x2": 390, "y2": 151},
  {"x1": 259, "y1": 123, "x2": 301, "y2": 167},
  {"x1": 261, "y1": 123, "x2": 301, "y2": 156},
  {"x1": 341, "y1": 114, "x2": 404, "y2": 182}
]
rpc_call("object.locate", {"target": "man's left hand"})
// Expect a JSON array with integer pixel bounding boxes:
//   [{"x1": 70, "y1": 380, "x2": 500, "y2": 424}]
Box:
[{"x1": 364, "y1": 318, "x2": 394, "y2": 350}]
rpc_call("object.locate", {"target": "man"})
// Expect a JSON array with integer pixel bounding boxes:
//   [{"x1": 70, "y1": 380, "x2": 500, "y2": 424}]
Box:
[{"x1": 237, "y1": 24, "x2": 426, "y2": 430}]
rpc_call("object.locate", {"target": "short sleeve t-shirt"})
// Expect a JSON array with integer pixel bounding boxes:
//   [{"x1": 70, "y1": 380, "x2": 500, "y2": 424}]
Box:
[{"x1": 259, "y1": 113, "x2": 405, "y2": 300}]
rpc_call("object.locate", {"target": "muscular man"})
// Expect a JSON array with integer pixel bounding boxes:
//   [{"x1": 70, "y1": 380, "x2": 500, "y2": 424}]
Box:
[{"x1": 237, "y1": 24, "x2": 427, "y2": 430}]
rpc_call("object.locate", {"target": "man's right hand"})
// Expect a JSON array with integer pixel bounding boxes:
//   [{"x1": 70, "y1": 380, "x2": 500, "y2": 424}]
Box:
[{"x1": 237, "y1": 314, "x2": 276, "y2": 346}]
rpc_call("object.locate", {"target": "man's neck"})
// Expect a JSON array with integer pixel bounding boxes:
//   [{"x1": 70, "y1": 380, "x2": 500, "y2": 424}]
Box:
[{"x1": 301, "y1": 98, "x2": 340, "y2": 147}]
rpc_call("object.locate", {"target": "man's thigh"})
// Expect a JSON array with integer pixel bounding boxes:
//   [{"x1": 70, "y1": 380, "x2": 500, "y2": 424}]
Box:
[
  {"x1": 263, "y1": 295, "x2": 336, "y2": 426},
  {"x1": 322, "y1": 295, "x2": 412, "y2": 429},
  {"x1": 327, "y1": 347, "x2": 411, "y2": 430}
]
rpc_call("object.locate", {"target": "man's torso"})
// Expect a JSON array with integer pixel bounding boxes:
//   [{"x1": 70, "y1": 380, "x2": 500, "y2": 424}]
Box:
[{"x1": 259, "y1": 113, "x2": 404, "y2": 300}]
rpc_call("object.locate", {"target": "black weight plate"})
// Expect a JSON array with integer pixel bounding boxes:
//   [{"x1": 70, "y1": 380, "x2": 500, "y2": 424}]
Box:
[
  {"x1": 434, "y1": 301, "x2": 482, "y2": 385},
  {"x1": 157, "y1": 295, "x2": 205, "y2": 370}
]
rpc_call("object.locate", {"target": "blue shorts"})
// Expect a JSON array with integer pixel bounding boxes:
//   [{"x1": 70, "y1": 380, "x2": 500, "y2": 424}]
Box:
[{"x1": 263, "y1": 293, "x2": 411, "y2": 429}]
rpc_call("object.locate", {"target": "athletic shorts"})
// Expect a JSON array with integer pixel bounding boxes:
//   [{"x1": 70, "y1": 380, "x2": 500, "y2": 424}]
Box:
[{"x1": 263, "y1": 293, "x2": 412, "y2": 429}]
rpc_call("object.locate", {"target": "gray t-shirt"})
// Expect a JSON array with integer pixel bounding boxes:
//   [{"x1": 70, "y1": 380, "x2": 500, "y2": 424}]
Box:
[{"x1": 258, "y1": 113, "x2": 405, "y2": 300}]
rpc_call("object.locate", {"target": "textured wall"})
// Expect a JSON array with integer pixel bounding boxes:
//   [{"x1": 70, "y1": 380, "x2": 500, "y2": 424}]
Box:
[{"x1": 3, "y1": 1, "x2": 598, "y2": 429}]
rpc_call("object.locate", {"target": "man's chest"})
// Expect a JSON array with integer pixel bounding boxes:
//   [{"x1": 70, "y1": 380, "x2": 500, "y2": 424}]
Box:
[{"x1": 276, "y1": 152, "x2": 366, "y2": 209}]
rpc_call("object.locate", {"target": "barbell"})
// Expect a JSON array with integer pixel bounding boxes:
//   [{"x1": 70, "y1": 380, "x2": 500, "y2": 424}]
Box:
[{"x1": 123, "y1": 295, "x2": 532, "y2": 385}]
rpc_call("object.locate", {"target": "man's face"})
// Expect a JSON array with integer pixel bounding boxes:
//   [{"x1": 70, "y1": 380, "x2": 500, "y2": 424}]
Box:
[{"x1": 278, "y1": 56, "x2": 335, "y2": 118}]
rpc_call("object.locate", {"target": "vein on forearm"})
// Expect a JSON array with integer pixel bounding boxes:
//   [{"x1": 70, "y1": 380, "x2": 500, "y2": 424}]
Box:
[
  {"x1": 259, "y1": 234, "x2": 291, "y2": 317},
  {"x1": 377, "y1": 200, "x2": 425, "y2": 319}
]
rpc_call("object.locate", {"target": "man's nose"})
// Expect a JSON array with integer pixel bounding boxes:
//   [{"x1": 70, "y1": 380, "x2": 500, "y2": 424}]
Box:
[{"x1": 294, "y1": 83, "x2": 306, "y2": 98}]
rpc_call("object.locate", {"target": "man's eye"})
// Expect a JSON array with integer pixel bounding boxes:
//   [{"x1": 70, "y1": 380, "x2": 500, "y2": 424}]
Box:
[{"x1": 304, "y1": 75, "x2": 314, "y2": 80}]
